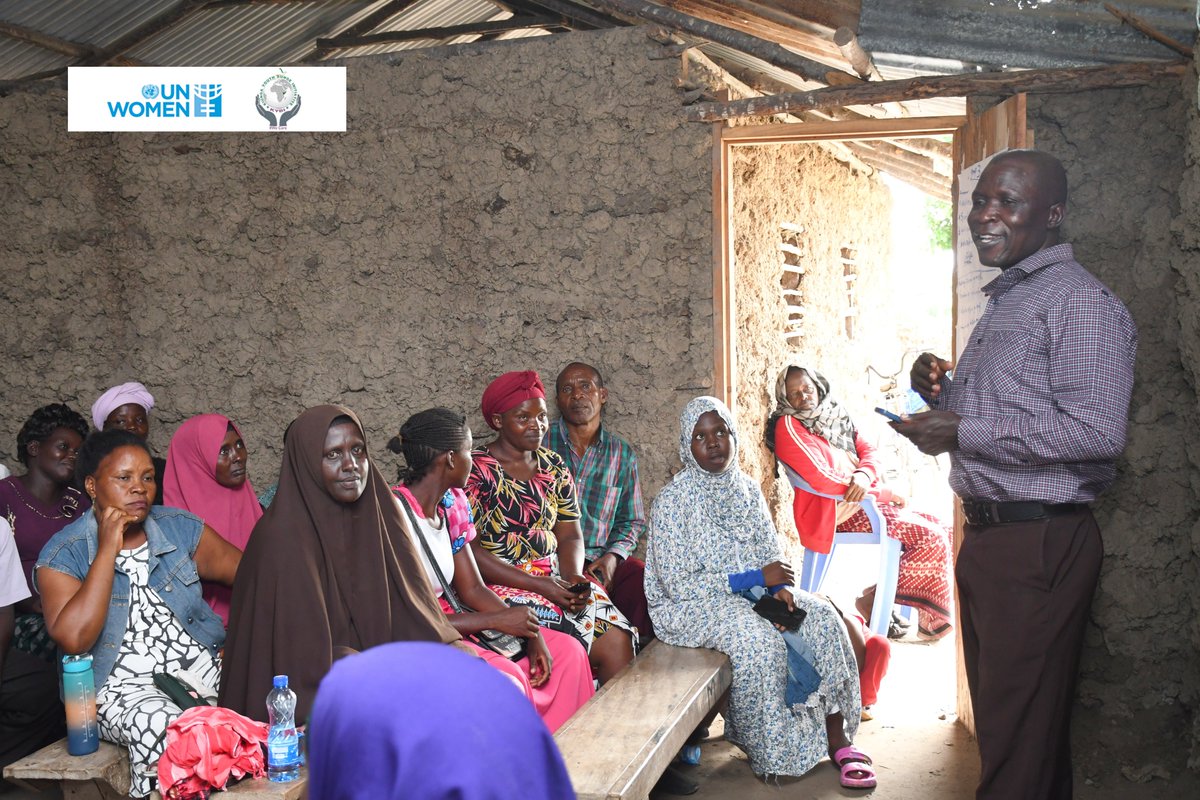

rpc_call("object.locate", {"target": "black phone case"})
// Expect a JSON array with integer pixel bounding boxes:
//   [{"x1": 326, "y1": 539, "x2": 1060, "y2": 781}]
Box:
[{"x1": 752, "y1": 595, "x2": 807, "y2": 631}]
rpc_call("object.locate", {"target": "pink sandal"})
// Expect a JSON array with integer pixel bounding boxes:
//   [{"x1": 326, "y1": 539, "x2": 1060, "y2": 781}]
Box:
[{"x1": 833, "y1": 745, "x2": 877, "y2": 789}]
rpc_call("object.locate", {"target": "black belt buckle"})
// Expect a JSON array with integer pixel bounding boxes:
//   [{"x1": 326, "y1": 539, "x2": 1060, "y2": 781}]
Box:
[{"x1": 962, "y1": 500, "x2": 1052, "y2": 525}]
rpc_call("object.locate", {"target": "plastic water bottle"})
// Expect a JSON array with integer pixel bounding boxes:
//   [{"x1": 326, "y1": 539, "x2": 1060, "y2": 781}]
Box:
[
  {"x1": 266, "y1": 675, "x2": 300, "y2": 782},
  {"x1": 62, "y1": 655, "x2": 100, "y2": 756}
]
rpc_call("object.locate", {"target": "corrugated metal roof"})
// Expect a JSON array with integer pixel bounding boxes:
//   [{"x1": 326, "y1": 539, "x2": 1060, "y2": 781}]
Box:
[
  {"x1": 0, "y1": 0, "x2": 510, "y2": 79},
  {"x1": 324, "y1": 0, "x2": 506, "y2": 59},
  {"x1": 130, "y1": 2, "x2": 381, "y2": 66},
  {"x1": 859, "y1": 0, "x2": 1198, "y2": 72},
  {"x1": 0, "y1": 0, "x2": 179, "y2": 51}
]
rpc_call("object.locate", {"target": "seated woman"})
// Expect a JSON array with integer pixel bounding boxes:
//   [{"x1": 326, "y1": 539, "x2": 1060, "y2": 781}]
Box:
[
  {"x1": 466, "y1": 371, "x2": 636, "y2": 684},
  {"x1": 646, "y1": 396, "x2": 875, "y2": 789},
  {"x1": 0, "y1": 403, "x2": 91, "y2": 660},
  {"x1": 766, "y1": 364, "x2": 954, "y2": 639},
  {"x1": 308, "y1": 642, "x2": 575, "y2": 800},
  {"x1": 163, "y1": 414, "x2": 262, "y2": 625},
  {"x1": 388, "y1": 407, "x2": 593, "y2": 731},
  {"x1": 36, "y1": 429, "x2": 241, "y2": 798},
  {"x1": 91, "y1": 382, "x2": 166, "y2": 505},
  {"x1": 219, "y1": 405, "x2": 463, "y2": 724}
]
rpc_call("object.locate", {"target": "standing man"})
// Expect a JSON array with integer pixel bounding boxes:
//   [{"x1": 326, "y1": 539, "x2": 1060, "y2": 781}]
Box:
[
  {"x1": 895, "y1": 150, "x2": 1137, "y2": 800},
  {"x1": 546, "y1": 362, "x2": 654, "y2": 641}
]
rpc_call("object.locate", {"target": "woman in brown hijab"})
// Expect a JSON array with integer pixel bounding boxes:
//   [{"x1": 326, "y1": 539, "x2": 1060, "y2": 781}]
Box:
[{"x1": 218, "y1": 405, "x2": 460, "y2": 723}]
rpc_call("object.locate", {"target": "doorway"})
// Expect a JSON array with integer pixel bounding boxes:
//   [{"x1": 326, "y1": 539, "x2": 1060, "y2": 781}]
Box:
[{"x1": 711, "y1": 100, "x2": 1029, "y2": 739}]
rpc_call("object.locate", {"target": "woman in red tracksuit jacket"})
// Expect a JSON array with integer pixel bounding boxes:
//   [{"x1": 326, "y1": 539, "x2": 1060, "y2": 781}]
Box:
[{"x1": 765, "y1": 364, "x2": 954, "y2": 639}]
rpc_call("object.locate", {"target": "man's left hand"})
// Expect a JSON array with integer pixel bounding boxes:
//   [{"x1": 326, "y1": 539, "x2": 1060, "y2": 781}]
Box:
[
  {"x1": 585, "y1": 553, "x2": 620, "y2": 590},
  {"x1": 890, "y1": 410, "x2": 961, "y2": 455}
]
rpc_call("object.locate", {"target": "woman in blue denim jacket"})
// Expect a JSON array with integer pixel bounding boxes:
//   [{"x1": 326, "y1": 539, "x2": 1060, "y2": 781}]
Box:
[{"x1": 36, "y1": 429, "x2": 241, "y2": 798}]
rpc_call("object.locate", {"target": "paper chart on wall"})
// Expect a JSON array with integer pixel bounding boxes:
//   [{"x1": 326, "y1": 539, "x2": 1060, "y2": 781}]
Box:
[{"x1": 954, "y1": 152, "x2": 1002, "y2": 363}]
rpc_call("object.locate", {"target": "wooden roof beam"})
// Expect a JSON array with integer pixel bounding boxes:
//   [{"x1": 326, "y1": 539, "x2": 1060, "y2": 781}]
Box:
[
  {"x1": 586, "y1": 0, "x2": 861, "y2": 86},
  {"x1": 687, "y1": 60, "x2": 1189, "y2": 122},
  {"x1": 845, "y1": 142, "x2": 949, "y2": 199},
  {"x1": 316, "y1": 16, "x2": 564, "y2": 50},
  {"x1": 80, "y1": 0, "x2": 210, "y2": 65},
  {"x1": 500, "y1": 0, "x2": 628, "y2": 30},
  {"x1": 304, "y1": 0, "x2": 422, "y2": 61},
  {"x1": 0, "y1": 21, "x2": 99, "y2": 59}
]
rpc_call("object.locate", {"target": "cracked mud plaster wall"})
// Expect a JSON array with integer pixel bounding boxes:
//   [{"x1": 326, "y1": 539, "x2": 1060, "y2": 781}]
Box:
[
  {"x1": 727, "y1": 143, "x2": 894, "y2": 538},
  {"x1": 0, "y1": 26, "x2": 714, "y2": 507},
  {"x1": 1026, "y1": 76, "x2": 1200, "y2": 787}
]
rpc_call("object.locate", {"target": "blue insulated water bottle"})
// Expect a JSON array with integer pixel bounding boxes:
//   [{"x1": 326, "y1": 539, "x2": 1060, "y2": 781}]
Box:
[{"x1": 62, "y1": 654, "x2": 100, "y2": 756}]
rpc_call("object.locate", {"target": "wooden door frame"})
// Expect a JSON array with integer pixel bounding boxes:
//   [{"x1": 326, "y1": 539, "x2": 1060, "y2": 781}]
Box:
[{"x1": 711, "y1": 115, "x2": 966, "y2": 406}]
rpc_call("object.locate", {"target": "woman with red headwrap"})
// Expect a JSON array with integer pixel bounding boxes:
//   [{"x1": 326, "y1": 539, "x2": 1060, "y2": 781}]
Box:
[{"x1": 466, "y1": 371, "x2": 636, "y2": 684}]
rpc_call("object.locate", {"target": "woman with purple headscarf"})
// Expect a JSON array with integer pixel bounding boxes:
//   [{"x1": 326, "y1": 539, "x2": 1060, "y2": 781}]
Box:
[{"x1": 308, "y1": 641, "x2": 576, "y2": 800}]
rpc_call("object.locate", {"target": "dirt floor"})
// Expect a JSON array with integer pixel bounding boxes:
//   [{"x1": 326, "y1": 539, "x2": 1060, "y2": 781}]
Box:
[
  {"x1": 657, "y1": 631, "x2": 975, "y2": 800},
  {"x1": 655, "y1": 625, "x2": 1192, "y2": 800}
]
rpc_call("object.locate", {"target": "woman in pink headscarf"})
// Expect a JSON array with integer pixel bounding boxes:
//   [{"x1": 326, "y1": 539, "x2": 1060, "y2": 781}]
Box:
[
  {"x1": 466, "y1": 370, "x2": 636, "y2": 684},
  {"x1": 163, "y1": 415, "x2": 262, "y2": 625}
]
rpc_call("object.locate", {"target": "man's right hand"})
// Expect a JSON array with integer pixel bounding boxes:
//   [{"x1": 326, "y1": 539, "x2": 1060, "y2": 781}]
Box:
[
  {"x1": 911, "y1": 352, "x2": 953, "y2": 403},
  {"x1": 761, "y1": 560, "x2": 795, "y2": 587}
]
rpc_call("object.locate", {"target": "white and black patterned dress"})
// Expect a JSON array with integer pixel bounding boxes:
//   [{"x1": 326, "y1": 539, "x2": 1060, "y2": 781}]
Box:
[{"x1": 96, "y1": 544, "x2": 222, "y2": 798}]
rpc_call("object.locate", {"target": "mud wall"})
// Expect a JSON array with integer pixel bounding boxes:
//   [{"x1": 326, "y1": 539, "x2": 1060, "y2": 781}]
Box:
[
  {"x1": 728, "y1": 142, "x2": 902, "y2": 536},
  {"x1": 1027, "y1": 75, "x2": 1200, "y2": 787},
  {"x1": 0, "y1": 26, "x2": 713, "y2": 505}
]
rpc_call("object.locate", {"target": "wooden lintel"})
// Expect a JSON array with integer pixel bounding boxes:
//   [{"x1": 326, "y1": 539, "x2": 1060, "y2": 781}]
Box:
[
  {"x1": 316, "y1": 17, "x2": 562, "y2": 50},
  {"x1": 720, "y1": 116, "x2": 966, "y2": 145},
  {"x1": 588, "y1": 0, "x2": 861, "y2": 85},
  {"x1": 0, "y1": 21, "x2": 97, "y2": 58},
  {"x1": 689, "y1": 60, "x2": 1189, "y2": 122}
]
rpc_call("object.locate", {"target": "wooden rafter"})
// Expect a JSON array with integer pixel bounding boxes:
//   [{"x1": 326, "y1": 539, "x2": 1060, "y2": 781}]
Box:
[
  {"x1": 304, "y1": 0, "x2": 422, "y2": 61},
  {"x1": 316, "y1": 17, "x2": 564, "y2": 51},
  {"x1": 500, "y1": 0, "x2": 627, "y2": 30},
  {"x1": 665, "y1": 0, "x2": 847, "y2": 70},
  {"x1": 848, "y1": 142, "x2": 949, "y2": 199},
  {"x1": 685, "y1": 48, "x2": 874, "y2": 175},
  {"x1": 586, "y1": 0, "x2": 861, "y2": 86},
  {"x1": 688, "y1": 60, "x2": 1189, "y2": 122},
  {"x1": 1103, "y1": 3, "x2": 1194, "y2": 59},
  {"x1": 754, "y1": 0, "x2": 858, "y2": 33},
  {"x1": 0, "y1": 21, "x2": 98, "y2": 59},
  {"x1": 77, "y1": 0, "x2": 210, "y2": 65}
]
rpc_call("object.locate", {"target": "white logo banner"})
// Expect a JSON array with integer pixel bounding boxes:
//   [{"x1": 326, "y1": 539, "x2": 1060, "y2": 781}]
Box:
[{"x1": 68, "y1": 67, "x2": 346, "y2": 132}]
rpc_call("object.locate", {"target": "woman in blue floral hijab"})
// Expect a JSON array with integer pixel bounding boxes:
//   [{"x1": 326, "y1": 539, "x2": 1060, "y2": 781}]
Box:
[{"x1": 645, "y1": 396, "x2": 876, "y2": 789}]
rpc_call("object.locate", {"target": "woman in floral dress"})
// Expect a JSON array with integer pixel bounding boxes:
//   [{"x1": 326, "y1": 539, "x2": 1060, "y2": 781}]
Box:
[{"x1": 466, "y1": 370, "x2": 636, "y2": 683}]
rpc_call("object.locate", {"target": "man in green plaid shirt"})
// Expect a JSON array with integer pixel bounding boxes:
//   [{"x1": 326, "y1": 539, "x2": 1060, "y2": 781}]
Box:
[{"x1": 545, "y1": 362, "x2": 653, "y2": 640}]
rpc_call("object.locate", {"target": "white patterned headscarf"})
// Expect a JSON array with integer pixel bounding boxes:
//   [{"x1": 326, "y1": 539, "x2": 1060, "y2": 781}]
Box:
[
  {"x1": 772, "y1": 364, "x2": 858, "y2": 456},
  {"x1": 673, "y1": 396, "x2": 775, "y2": 546}
]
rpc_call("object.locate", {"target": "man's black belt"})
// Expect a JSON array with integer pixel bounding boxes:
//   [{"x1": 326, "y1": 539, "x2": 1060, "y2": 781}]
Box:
[{"x1": 961, "y1": 499, "x2": 1088, "y2": 526}]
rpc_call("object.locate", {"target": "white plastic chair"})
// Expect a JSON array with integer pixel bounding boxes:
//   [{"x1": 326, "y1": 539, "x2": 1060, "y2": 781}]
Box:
[{"x1": 782, "y1": 463, "x2": 910, "y2": 637}]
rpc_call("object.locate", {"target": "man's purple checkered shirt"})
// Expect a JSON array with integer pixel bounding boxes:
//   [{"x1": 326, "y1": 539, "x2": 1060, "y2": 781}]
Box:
[{"x1": 932, "y1": 243, "x2": 1138, "y2": 503}]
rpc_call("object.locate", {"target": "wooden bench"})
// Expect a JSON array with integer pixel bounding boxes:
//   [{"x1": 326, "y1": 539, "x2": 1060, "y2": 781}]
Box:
[
  {"x1": 3, "y1": 739, "x2": 306, "y2": 800},
  {"x1": 554, "y1": 640, "x2": 731, "y2": 800}
]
